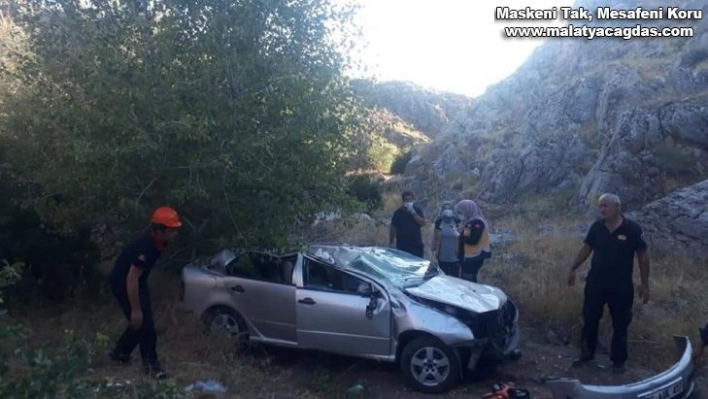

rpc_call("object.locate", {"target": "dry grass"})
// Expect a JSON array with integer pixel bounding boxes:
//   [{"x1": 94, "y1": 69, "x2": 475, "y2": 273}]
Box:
[
  {"x1": 484, "y1": 214, "x2": 708, "y2": 369},
  {"x1": 6, "y1": 271, "x2": 331, "y2": 398},
  {"x1": 328, "y1": 195, "x2": 708, "y2": 370},
  {"x1": 8, "y1": 193, "x2": 706, "y2": 394}
]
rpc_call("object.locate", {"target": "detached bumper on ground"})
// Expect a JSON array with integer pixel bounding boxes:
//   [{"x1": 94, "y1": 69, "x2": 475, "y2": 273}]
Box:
[{"x1": 545, "y1": 335, "x2": 696, "y2": 399}]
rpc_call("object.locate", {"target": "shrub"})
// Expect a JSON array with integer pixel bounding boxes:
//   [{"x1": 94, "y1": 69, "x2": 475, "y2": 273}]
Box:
[
  {"x1": 346, "y1": 175, "x2": 383, "y2": 212},
  {"x1": 0, "y1": 328, "x2": 187, "y2": 399},
  {"x1": 0, "y1": 261, "x2": 185, "y2": 399},
  {"x1": 367, "y1": 136, "x2": 399, "y2": 172},
  {"x1": 389, "y1": 148, "x2": 412, "y2": 175},
  {"x1": 0, "y1": 207, "x2": 101, "y2": 304},
  {"x1": 653, "y1": 144, "x2": 698, "y2": 177}
]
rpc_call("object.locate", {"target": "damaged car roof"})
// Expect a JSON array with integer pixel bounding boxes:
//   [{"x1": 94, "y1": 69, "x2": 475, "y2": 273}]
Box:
[{"x1": 306, "y1": 244, "x2": 430, "y2": 270}]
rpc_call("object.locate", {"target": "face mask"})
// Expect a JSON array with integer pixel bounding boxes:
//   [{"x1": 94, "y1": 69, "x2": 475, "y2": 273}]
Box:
[
  {"x1": 442, "y1": 209, "x2": 454, "y2": 219},
  {"x1": 404, "y1": 201, "x2": 414, "y2": 208}
]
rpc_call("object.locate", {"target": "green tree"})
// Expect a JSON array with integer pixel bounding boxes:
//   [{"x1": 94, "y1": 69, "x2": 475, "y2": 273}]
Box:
[
  {"x1": 1, "y1": 0, "x2": 367, "y2": 252},
  {"x1": 367, "y1": 134, "x2": 398, "y2": 172},
  {"x1": 390, "y1": 148, "x2": 412, "y2": 175},
  {"x1": 346, "y1": 174, "x2": 383, "y2": 212}
]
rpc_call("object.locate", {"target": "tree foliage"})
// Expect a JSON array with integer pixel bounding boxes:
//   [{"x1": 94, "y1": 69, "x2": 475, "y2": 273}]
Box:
[
  {"x1": 346, "y1": 174, "x2": 383, "y2": 212},
  {"x1": 390, "y1": 148, "x2": 412, "y2": 175},
  {"x1": 1, "y1": 0, "x2": 368, "y2": 253}
]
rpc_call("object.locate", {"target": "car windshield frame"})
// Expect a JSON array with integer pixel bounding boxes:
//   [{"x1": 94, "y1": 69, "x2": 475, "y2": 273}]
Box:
[{"x1": 345, "y1": 247, "x2": 440, "y2": 289}]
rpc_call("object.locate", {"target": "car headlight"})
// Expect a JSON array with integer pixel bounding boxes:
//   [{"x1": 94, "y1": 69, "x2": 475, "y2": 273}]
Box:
[{"x1": 444, "y1": 305, "x2": 458, "y2": 316}]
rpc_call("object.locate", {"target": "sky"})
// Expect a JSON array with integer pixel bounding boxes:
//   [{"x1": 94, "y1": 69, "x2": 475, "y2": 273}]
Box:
[{"x1": 349, "y1": 0, "x2": 575, "y2": 98}]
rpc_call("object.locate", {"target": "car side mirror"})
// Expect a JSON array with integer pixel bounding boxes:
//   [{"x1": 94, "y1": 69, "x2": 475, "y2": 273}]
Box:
[
  {"x1": 365, "y1": 292, "x2": 377, "y2": 319},
  {"x1": 357, "y1": 282, "x2": 372, "y2": 296}
]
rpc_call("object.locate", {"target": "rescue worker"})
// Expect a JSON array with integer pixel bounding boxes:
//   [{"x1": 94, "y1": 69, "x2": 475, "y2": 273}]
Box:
[
  {"x1": 455, "y1": 199, "x2": 492, "y2": 283},
  {"x1": 108, "y1": 206, "x2": 182, "y2": 379},
  {"x1": 430, "y1": 201, "x2": 462, "y2": 277},
  {"x1": 389, "y1": 190, "x2": 427, "y2": 257},
  {"x1": 568, "y1": 193, "x2": 650, "y2": 373}
]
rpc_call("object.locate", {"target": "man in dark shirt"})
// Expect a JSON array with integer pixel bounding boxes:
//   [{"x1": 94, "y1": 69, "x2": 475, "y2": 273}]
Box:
[
  {"x1": 567, "y1": 193, "x2": 650, "y2": 373},
  {"x1": 108, "y1": 206, "x2": 182, "y2": 379},
  {"x1": 389, "y1": 190, "x2": 427, "y2": 258}
]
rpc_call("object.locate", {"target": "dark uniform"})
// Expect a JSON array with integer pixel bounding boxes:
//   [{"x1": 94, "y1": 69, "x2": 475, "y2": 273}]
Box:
[
  {"x1": 109, "y1": 230, "x2": 164, "y2": 367},
  {"x1": 391, "y1": 205, "x2": 425, "y2": 257},
  {"x1": 579, "y1": 216, "x2": 647, "y2": 365}
]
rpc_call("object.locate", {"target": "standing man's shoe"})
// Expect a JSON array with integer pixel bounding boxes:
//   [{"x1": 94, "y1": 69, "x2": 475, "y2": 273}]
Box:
[
  {"x1": 572, "y1": 354, "x2": 594, "y2": 367},
  {"x1": 612, "y1": 362, "x2": 626, "y2": 374},
  {"x1": 144, "y1": 361, "x2": 167, "y2": 379},
  {"x1": 109, "y1": 351, "x2": 131, "y2": 365}
]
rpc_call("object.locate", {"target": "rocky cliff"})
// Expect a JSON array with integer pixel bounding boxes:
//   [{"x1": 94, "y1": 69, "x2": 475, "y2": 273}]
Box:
[
  {"x1": 353, "y1": 79, "x2": 474, "y2": 139},
  {"x1": 350, "y1": 79, "x2": 474, "y2": 173},
  {"x1": 626, "y1": 179, "x2": 708, "y2": 255},
  {"x1": 389, "y1": 0, "x2": 708, "y2": 215}
]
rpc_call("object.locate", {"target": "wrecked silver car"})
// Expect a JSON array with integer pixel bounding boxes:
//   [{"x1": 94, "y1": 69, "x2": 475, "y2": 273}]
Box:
[
  {"x1": 545, "y1": 335, "x2": 696, "y2": 399},
  {"x1": 180, "y1": 245, "x2": 521, "y2": 393}
]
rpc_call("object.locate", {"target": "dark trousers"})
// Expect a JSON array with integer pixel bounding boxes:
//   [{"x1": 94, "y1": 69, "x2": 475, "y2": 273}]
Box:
[
  {"x1": 438, "y1": 261, "x2": 460, "y2": 277},
  {"x1": 461, "y1": 257, "x2": 485, "y2": 283},
  {"x1": 397, "y1": 242, "x2": 424, "y2": 258},
  {"x1": 579, "y1": 283, "x2": 634, "y2": 364},
  {"x1": 111, "y1": 286, "x2": 158, "y2": 365}
]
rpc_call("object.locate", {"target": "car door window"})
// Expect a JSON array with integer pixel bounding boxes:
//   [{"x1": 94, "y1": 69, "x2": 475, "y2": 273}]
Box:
[
  {"x1": 226, "y1": 252, "x2": 294, "y2": 285},
  {"x1": 304, "y1": 259, "x2": 368, "y2": 295}
]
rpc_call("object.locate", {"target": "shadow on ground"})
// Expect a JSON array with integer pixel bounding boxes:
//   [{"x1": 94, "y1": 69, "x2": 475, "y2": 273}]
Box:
[
  {"x1": 235, "y1": 343, "x2": 512, "y2": 398},
  {"x1": 230, "y1": 328, "x2": 708, "y2": 399}
]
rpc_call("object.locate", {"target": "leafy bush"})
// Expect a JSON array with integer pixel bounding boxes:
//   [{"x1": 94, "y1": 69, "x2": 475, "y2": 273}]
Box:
[
  {"x1": 367, "y1": 136, "x2": 399, "y2": 172},
  {"x1": 0, "y1": 204, "x2": 101, "y2": 304},
  {"x1": 346, "y1": 175, "x2": 383, "y2": 212},
  {"x1": 0, "y1": 261, "x2": 185, "y2": 399},
  {"x1": 0, "y1": 328, "x2": 187, "y2": 399},
  {"x1": 653, "y1": 144, "x2": 698, "y2": 177},
  {"x1": 2, "y1": 0, "x2": 366, "y2": 251},
  {"x1": 0, "y1": 260, "x2": 22, "y2": 310},
  {"x1": 390, "y1": 149, "x2": 412, "y2": 175}
]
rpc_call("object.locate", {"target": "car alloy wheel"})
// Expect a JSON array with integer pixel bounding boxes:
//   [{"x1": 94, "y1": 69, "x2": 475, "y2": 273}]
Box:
[
  {"x1": 201, "y1": 306, "x2": 248, "y2": 342},
  {"x1": 400, "y1": 336, "x2": 460, "y2": 394},
  {"x1": 411, "y1": 347, "x2": 450, "y2": 386},
  {"x1": 210, "y1": 313, "x2": 240, "y2": 335}
]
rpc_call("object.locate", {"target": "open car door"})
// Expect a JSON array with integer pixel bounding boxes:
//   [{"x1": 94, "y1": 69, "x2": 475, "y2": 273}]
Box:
[{"x1": 221, "y1": 251, "x2": 297, "y2": 345}]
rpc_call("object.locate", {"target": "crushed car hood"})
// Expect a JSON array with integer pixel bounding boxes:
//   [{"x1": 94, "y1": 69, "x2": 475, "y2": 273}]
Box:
[{"x1": 405, "y1": 275, "x2": 506, "y2": 313}]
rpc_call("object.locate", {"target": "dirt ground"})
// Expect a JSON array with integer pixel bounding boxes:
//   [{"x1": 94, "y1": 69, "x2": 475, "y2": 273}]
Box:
[
  {"x1": 9, "y1": 270, "x2": 708, "y2": 399},
  {"x1": 90, "y1": 316, "x2": 707, "y2": 399},
  {"x1": 226, "y1": 327, "x2": 707, "y2": 399}
]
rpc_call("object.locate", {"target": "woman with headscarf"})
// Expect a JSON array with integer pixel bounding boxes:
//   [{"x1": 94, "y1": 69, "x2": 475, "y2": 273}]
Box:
[
  {"x1": 430, "y1": 201, "x2": 462, "y2": 277},
  {"x1": 454, "y1": 199, "x2": 492, "y2": 283}
]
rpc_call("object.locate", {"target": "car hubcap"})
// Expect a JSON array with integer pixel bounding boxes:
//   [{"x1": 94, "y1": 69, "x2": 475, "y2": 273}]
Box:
[
  {"x1": 210, "y1": 314, "x2": 239, "y2": 335},
  {"x1": 410, "y1": 347, "x2": 450, "y2": 386}
]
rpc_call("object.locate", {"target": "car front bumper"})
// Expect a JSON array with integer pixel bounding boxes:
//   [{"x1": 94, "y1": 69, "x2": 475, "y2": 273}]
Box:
[
  {"x1": 461, "y1": 299, "x2": 522, "y2": 370},
  {"x1": 544, "y1": 335, "x2": 695, "y2": 399}
]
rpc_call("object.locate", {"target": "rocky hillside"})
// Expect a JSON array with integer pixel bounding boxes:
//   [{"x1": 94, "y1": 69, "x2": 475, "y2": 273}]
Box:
[
  {"x1": 349, "y1": 80, "x2": 474, "y2": 173},
  {"x1": 626, "y1": 179, "x2": 708, "y2": 254},
  {"x1": 391, "y1": 0, "x2": 707, "y2": 217},
  {"x1": 353, "y1": 80, "x2": 474, "y2": 139}
]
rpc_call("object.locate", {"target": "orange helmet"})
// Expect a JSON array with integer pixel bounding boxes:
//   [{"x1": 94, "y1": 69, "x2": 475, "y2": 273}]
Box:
[{"x1": 150, "y1": 206, "x2": 182, "y2": 228}]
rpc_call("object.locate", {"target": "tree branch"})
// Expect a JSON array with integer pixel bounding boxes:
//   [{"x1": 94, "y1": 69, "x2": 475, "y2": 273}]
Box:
[
  {"x1": 135, "y1": 176, "x2": 157, "y2": 206},
  {"x1": 221, "y1": 165, "x2": 243, "y2": 242}
]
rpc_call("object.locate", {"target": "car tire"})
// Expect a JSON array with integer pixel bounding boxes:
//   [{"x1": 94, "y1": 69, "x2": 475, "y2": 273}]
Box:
[
  {"x1": 201, "y1": 306, "x2": 249, "y2": 342},
  {"x1": 400, "y1": 336, "x2": 460, "y2": 394}
]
